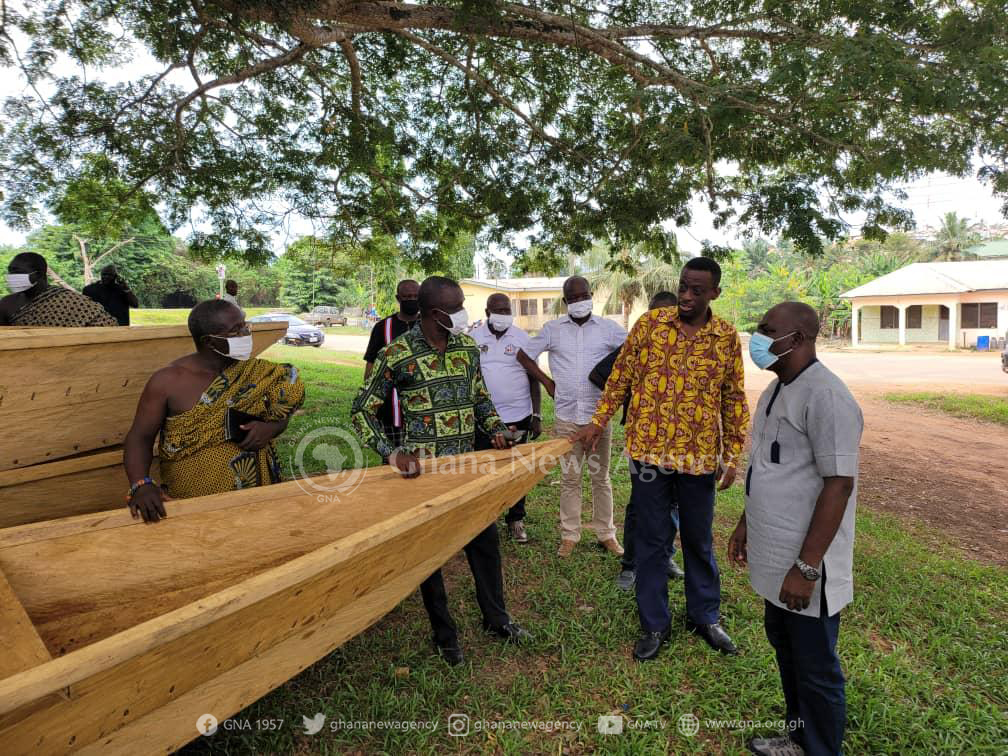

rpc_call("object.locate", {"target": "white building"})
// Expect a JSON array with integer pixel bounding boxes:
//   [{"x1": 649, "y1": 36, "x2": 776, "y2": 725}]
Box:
[{"x1": 842, "y1": 260, "x2": 1008, "y2": 350}]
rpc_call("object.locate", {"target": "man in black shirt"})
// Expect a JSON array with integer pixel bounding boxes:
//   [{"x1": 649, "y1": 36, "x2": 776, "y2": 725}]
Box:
[
  {"x1": 82, "y1": 265, "x2": 139, "y2": 326},
  {"x1": 588, "y1": 291, "x2": 684, "y2": 591},
  {"x1": 363, "y1": 279, "x2": 420, "y2": 457}
]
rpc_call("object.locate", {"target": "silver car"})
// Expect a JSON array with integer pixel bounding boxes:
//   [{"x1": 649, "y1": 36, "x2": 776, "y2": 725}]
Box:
[{"x1": 249, "y1": 313, "x2": 325, "y2": 347}]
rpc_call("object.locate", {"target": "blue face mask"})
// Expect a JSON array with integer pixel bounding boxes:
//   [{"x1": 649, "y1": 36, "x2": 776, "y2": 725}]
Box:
[{"x1": 749, "y1": 331, "x2": 796, "y2": 369}]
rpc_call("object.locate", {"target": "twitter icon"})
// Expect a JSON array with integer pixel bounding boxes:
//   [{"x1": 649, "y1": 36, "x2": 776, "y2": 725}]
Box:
[{"x1": 303, "y1": 713, "x2": 326, "y2": 735}]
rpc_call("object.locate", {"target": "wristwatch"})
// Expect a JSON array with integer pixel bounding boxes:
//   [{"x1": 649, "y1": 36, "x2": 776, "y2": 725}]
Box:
[
  {"x1": 794, "y1": 558, "x2": 821, "y2": 581},
  {"x1": 531, "y1": 413, "x2": 542, "y2": 420}
]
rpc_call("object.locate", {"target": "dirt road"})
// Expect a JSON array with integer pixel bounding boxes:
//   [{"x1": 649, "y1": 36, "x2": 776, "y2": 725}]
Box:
[{"x1": 746, "y1": 350, "x2": 1008, "y2": 566}]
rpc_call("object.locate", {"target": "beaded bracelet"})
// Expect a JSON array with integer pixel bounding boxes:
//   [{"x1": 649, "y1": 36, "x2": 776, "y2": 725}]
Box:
[{"x1": 127, "y1": 477, "x2": 155, "y2": 501}]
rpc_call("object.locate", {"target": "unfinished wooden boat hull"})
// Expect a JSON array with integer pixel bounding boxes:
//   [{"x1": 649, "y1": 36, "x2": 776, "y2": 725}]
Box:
[
  {"x1": 0, "y1": 450, "x2": 161, "y2": 529},
  {"x1": 0, "y1": 322, "x2": 286, "y2": 472},
  {"x1": 0, "y1": 440, "x2": 569, "y2": 754}
]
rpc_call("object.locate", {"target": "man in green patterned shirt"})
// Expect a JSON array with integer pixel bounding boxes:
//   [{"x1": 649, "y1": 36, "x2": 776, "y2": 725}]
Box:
[{"x1": 351, "y1": 276, "x2": 531, "y2": 664}]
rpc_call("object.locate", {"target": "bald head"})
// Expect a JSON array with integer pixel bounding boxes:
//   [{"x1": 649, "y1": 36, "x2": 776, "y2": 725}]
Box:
[
  {"x1": 486, "y1": 293, "x2": 510, "y2": 313},
  {"x1": 562, "y1": 276, "x2": 589, "y2": 300},
  {"x1": 770, "y1": 301, "x2": 820, "y2": 340}
]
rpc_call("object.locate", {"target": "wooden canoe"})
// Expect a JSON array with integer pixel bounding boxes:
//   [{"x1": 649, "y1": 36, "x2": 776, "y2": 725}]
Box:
[
  {"x1": 0, "y1": 322, "x2": 286, "y2": 472},
  {"x1": 0, "y1": 440, "x2": 569, "y2": 754}
]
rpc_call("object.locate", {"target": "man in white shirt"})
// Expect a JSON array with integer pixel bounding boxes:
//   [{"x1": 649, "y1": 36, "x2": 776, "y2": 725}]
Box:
[
  {"x1": 221, "y1": 279, "x2": 239, "y2": 305},
  {"x1": 519, "y1": 276, "x2": 626, "y2": 557},
  {"x1": 470, "y1": 293, "x2": 543, "y2": 543},
  {"x1": 729, "y1": 302, "x2": 863, "y2": 756}
]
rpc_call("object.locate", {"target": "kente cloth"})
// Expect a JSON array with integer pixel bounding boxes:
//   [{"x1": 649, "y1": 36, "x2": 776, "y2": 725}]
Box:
[
  {"x1": 12, "y1": 286, "x2": 119, "y2": 327},
  {"x1": 159, "y1": 358, "x2": 305, "y2": 498}
]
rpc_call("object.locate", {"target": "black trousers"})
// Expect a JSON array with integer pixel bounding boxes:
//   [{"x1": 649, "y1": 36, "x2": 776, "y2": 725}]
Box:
[
  {"x1": 631, "y1": 462, "x2": 721, "y2": 629},
  {"x1": 419, "y1": 522, "x2": 510, "y2": 645},
  {"x1": 621, "y1": 490, "x2": 678, "y2": 571},
  {"x1": 764, "y1": 585, "x2": 846, "y2": 755},
  {"x1": 474, "y1": 414, "x2": 533, "y2": 523}
]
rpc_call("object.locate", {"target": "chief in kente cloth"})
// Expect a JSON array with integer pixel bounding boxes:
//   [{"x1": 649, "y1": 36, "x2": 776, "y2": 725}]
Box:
[{"x1": 124, "y1": 299, "x2": 304, "y2": 522}]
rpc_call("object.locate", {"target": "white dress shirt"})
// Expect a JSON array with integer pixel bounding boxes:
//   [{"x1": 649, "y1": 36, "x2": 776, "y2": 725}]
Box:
[
  {"x1": 470, "y1": 322, "x2": 534, "y2": 423},
  {"x1": 525, "y1": 314, "x2": 627, "y2": 425}
]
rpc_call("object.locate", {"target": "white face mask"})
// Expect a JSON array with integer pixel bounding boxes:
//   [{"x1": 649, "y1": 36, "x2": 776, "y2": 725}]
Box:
[
  {"x1": 5, "y1": 273, "x2": 34, "y2": 293},
  {"x1": 211, "y1": 334, "x2": 253, "y2": 361},
  {"x1": 437, "y1": 308, "x2": 469, "y2": 336},
  {"x1": 566, "y1": 299, "x2": 593, "y2": 319},
  {"x1": 488, "y1": 313, "x2": 513, "y2": 331}
]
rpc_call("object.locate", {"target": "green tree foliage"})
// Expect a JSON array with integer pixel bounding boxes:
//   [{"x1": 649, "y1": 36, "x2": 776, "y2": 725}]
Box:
[
  {"x1": 928, "y1": 212, "x2": 982, "y2": 261},
  {"x1": 587, "y1": 242, "x2": 683, "y2": 328},
  {"x1": 4, "y1": 2, "x2": 1006, "y2": 265},
  {"x1": 717, "y1": 233, "x2": 928, "y2": 337}
]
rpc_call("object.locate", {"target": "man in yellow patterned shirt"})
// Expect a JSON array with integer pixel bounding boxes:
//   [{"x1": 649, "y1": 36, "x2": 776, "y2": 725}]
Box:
[{"x1": 572, "y1": 257, "x2": 749, "y2": 661}]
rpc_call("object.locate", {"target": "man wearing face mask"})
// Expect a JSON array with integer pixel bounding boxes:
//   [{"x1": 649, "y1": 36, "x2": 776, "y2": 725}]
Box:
[
  {"x1": 352, "y1": 276, "x2": 531, "y2": 665},
  {"x1": 1, "y1": 252, "x2": 118, "y2": 327},
  {"x1": 517, "y1": 276, "x2": 627, "y2": 557},
  {"x1": 363, "y1": 279, "x2": 420, "y2": 458},
  {"x1": 728, "y1": 302, "x2": 862, "y2": 756},
  {"x1": 123, "y1": 300, "x2": 305, "y2": 522},
  {"x1": 470, "y1": 293, "x2": 543, "y2": 543}
]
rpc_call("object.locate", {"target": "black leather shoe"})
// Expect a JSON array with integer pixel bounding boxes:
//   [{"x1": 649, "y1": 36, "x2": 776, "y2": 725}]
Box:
[
  {"x1": 687, "y1": 621, "x2": 738, "y2": 655},
  {"x1": 632, "y1": 626, "x2": 670, "y2": 662},
  {"x1": 483, "y1": 620, "x2": 533, "y2": 644},
  {"x1": 433, "y1": 639, "x2": 464, "y2": 666},
  {"x1": 666, "y1": 557, "x2": 684, "y2": 580}
]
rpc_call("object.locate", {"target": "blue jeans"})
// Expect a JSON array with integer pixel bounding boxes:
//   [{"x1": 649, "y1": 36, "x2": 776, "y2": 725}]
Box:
[
  {"x1": 764, "y1": 592, "x2": 846, "y2": 755},
  {"x1": 630, "y1": 462, "x2": 720, "y2": 629}
]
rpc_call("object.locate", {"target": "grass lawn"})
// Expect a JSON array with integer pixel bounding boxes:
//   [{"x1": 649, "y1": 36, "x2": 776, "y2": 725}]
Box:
[
  {"x1": 885, "y1": 391, "x2": 1008, "y2": 427},
  {"x1": 183, "y1": 349, "x2": 1008, "y2": 755},
  {"x1": 132, "y1": 307, "x2": 283, "y2": 325}
]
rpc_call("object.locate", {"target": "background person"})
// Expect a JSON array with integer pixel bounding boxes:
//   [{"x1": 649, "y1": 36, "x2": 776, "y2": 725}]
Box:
[
  {"x1": 351, "y1": 276, "x2": 530, "y2": 665},
  {"x1": 573, "y1": 257, "x2": 749, "y2": 661},
  {"x1": 363, "y1": 279, "x2": 420, "y2": 459},
  {"x1": 221, "y1": 279, "x2": 239, "y2": 305},
  {"x1": 123, "y1": 300, "x2": 304, "y2": 522},
  {"x1": 471, "y1": 292, "x2": 543, "y2": 543},
  {"x1": 83, "y1": 264, "x2": 139, "y2": 325},
  {"x1": 588, "y1": 291, "x2": 684, "y2": 591},
  {"x1": 518, "y1": 275, "x2": 627, "y2": 557},
  {"x1": 728, "y1": 301, "x2": 863, "y2": 756},
  {"x1": 1, "y1": 252, "x2": 118, "y2": 327}
]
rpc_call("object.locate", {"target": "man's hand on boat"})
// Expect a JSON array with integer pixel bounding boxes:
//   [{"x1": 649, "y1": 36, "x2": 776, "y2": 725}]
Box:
[
  {"x1": 388, "y1": 431, "x2": 515, "y2": 479},
  {"x1": 128, "y1": 483, "x2": 172, "y2": 523}
]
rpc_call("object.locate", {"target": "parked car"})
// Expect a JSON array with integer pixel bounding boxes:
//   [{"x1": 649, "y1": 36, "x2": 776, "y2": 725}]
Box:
[
  {"x1": 303, "y1": 306, "x2": 350, "y2": 327},
  {"x1": 249, "y1": 313, "x2": 325, "y2": 347}
]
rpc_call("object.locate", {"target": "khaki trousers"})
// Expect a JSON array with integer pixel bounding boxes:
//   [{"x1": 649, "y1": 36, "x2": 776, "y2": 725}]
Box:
[{"x1": 554, "y1": 418, "x2": 616, "y2": 543}]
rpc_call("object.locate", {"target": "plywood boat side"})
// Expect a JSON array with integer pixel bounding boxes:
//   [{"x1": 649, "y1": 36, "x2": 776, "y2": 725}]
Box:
[
  {"x1": 0, "y1": 322, "x2": 285, "y2": 471},
  {"x1": 0, "y1": 440, "x2": 570, "y2": 754}
]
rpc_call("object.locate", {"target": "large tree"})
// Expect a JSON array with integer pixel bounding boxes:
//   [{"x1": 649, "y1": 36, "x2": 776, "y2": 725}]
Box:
[{"x1": 2, "y1": 1, "x2": 1006, "y2": 264}]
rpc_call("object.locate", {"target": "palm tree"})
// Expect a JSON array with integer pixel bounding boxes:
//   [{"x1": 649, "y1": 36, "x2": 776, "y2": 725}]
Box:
[
  {"x1": 586, "y1": 244, "x2": 682, "y2": 329},
  {"x1": 928, "y1": 212, "x2": 981, "y2": 261}
]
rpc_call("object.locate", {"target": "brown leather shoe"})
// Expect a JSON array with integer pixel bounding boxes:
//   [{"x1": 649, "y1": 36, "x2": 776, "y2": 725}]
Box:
[
  {"x1": 557, "y1": 539, "x2": 576, "y2": 557},
  {"x1": 599, "y1": 538, "x2": 624, "y2": 556}
]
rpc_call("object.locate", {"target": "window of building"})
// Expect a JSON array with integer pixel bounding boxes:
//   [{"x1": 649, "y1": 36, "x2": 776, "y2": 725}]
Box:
[
  {"x1": 880, "y1": 305, "x2": 899, "y2": 329},
  {"x1": 519, "y1": 299, "x2": 538, "y2": 316},
  {"x1": 541, "y1": 297, "x2": 554, "y2": 313},
  {"x1": 906, "y1": 305, "x2": 922, "y2": 329},
  {"x1": 962, "y1": 302, "x2": 998, "y2": 329}
]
